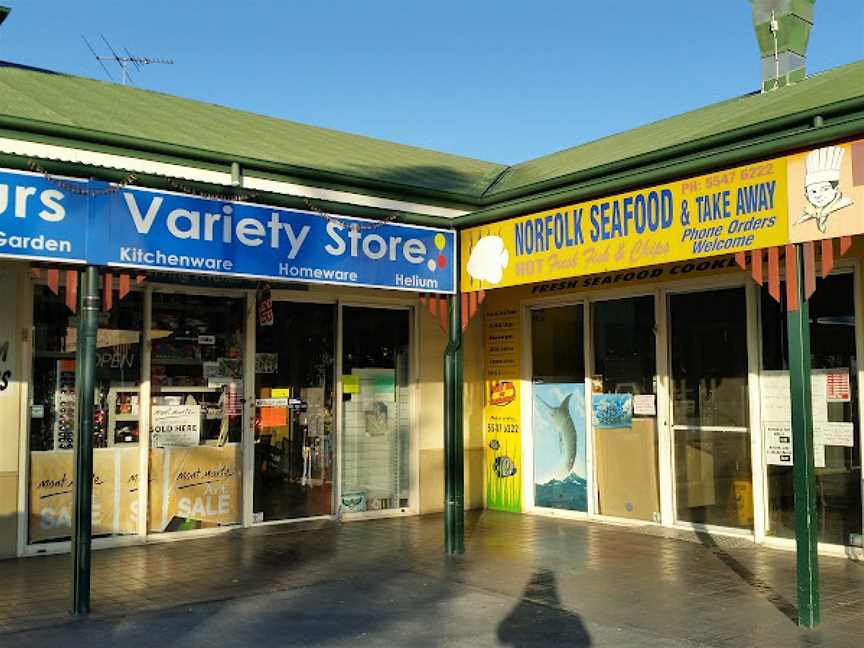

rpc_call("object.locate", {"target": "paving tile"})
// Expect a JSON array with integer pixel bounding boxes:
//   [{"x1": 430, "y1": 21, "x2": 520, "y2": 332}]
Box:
[{"x1": 0, "y1": 512, "x2": 861, "y2": 646}]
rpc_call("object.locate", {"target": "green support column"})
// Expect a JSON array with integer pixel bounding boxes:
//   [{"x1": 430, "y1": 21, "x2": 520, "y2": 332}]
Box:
[
  {"x1": 443, "y1": 291, "x2": 464, "y2": 555},
  {"x1": 71, "y1": 266, "x2": 100, "y2": 616},
  {"x1": 786, "y1": 244, "x2": 820, "y2": 628}
]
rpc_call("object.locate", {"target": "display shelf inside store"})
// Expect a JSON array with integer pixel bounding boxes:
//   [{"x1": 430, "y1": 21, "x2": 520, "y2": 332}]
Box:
[
  {"x1": 151, "y1": 357, "x2": 207, "y2": 365},
  {"x1": 150, "y1": 299, "x2": 234, "y2": 312},
  {"x1": 152, "y1": 386, "x2": 222, "y2": 393}
]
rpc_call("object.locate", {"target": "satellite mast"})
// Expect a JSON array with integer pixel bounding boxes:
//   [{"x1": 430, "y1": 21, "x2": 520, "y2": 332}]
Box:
[{"x1": 82, "y1": 35, "x2": 173, "y2": 85}]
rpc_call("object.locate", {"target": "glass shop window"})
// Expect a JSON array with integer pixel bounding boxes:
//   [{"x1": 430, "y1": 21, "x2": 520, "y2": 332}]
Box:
[
  {"x1": 761, "y1": 272, "x2": 862, "y2": 547},
  {"x1": 147, "y1": 292, "x2": 246, "y2": 534},
  {"x1": 28, "y1": 281, "x2": 144, "y2": 543}
]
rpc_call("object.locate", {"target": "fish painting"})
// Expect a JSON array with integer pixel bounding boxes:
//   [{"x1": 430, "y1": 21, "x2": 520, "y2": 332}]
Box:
[
  {"x1": 493, "y1": 455, "x2": 518, "y2": 478},
  {"x1": 536, "y1": 393, "x2": 578, "y2": 477},
  {"x1": 591, "y1": 394, "x2": 633, "y2": 429}
]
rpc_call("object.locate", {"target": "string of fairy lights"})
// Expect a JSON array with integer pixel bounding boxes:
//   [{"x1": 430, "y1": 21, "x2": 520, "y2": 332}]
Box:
[{"x1": 29, "y1": 158, "x2": 407, "y2": 231}]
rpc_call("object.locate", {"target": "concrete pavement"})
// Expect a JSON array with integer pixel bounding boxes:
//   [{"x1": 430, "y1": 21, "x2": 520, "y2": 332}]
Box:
[{"x1": 0, "y1": 512, "x2": 862, "y2": 646}]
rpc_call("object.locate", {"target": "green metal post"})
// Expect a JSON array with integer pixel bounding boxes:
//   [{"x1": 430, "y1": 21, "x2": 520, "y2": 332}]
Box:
[
  {"x1": 444, "y1": 289, "x2": 464, "y2": 554},
  {"x1": 786, "y1": 244, "x2": 820, "y2": 628},
  {"x1": 71, "y1": 266, "x2": 100, "y2": 616}
]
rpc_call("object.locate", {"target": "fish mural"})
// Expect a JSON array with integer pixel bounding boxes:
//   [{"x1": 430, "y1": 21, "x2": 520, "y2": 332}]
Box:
[
  {"x1": 535, "y1": 393, "x2": 578, "y2": 477},
  {"x1": 533, "y1": 384, "x2": 587, "y2": 511}
]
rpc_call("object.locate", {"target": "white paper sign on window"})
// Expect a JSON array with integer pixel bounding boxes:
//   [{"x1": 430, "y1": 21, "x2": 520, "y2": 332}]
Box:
[
  {"x1": 152, "y1": 404, "x2": 201, "y2": 448},
  {"x1": 763, "y1": 420, "x2": 827, "y2": 467},
  {"x1": 759, "y1": 371, "x2": 829, "y2": 423},
  {"x1": 815, "y1": 421, "x2": 854, "y2": 447},
  {"x1": 763, "y1": 422, "x2": 793, "y2": 466},
  {"x1": 633, "y1": 394, "x2": 656, "y2": 416}
]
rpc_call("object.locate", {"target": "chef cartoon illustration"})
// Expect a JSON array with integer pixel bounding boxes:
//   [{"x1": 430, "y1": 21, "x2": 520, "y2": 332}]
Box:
[{"x1": 797, "y1": 145, "x2": 854, "y2": 233}]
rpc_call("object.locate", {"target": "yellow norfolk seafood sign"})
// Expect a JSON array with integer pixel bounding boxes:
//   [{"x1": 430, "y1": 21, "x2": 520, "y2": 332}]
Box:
[{"x1": 461, "y1": 158, "x2": 789, "y2": 290}]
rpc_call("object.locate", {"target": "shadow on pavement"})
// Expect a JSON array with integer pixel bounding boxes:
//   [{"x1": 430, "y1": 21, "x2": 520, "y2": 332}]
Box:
[
  {"x1": 695, "y1": 531, "x2": 799, "y2": 624},
  {"x1": 497, "y1": 568, "x2": 592, "y2": 647}
]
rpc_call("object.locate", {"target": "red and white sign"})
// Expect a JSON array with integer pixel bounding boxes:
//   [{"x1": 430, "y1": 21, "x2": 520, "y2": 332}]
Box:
[{"x1": 826, "y1": 369, "x2": 851, "y2": 402}]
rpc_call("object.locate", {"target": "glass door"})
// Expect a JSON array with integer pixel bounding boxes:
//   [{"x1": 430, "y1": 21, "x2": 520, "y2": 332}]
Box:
[
  {"x1": 340, "y1": 306, "x2": 411, "y2": 514},
  {"x1": 253, "y1": 301, "x2": 336, "y2": 521},
  {"x1": 530, "y1": 304, "x2": 587, "y2": 512},
  {"x1": 592, "y1": 296, "x2": 660, "y2": 521},
  {"x1": 669, "y1": 287, "x2": 753, "y2": 529}
]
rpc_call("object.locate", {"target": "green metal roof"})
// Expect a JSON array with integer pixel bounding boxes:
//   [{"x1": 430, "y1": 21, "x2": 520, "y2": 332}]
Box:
[
  {"x1": 487, "y1": 59, "x2": 864, "y2": 197},
  {"x1": 0, "y1": 63, "x2": 506, "y2": 200},
  {"x1": 0, "y1": 58, "x2": 862, "y2": 208}
]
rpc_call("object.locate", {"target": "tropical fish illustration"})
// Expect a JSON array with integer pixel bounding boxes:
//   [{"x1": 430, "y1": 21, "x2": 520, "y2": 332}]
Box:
[
  {"x1": 488, "y1": 439, "x2": 501, "y2": 451},
  {"x1": 493, "y1": 455, "x2": 517, "y2": 478},
  {"x1": 536, "y1": 394, "x2": 578, "y2": 477}
]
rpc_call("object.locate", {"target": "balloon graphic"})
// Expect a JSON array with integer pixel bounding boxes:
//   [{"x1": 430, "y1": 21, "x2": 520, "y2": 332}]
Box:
[{"x1": 434, "y1": 233, "x2": 446, "y2": 250}]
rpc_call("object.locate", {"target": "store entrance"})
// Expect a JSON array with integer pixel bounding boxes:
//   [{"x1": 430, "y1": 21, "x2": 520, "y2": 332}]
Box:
[
  {"x1": 669, "y1": 287, "x2": 753, "y2": 530},
  {"x1": 591, "y1": 296, "x2": 660, "y2": 522},
  {"x1": 253, "y1": 301, "x2": 335, "y2": 521}
]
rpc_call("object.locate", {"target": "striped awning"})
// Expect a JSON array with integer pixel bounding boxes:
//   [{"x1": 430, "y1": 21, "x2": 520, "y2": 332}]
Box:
[
  {"x1": 420, "y1": 290, "x2": 486, "y2": 332},
  {"x1": 734, "y1": 236, "x2": 853, "y2": 312},
  {"x1": 30, "y1": 266, "x2": 145, "y2": 313}
]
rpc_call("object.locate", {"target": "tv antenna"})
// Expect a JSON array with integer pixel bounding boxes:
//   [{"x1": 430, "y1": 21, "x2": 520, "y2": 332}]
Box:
[{"x1": 82, "y1": 35, "x2": 174, "y2": 85}]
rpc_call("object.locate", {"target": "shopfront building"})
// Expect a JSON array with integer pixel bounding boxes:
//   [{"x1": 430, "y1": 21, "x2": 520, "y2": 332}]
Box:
[
  {"x1": 474, "y1": 258, "x2": 862, "y2": 554},
  {"x1": 21, "y1": 273, "x2": 427, "y2": 549},
  {"x1": 466, "y1": 138, "x2": 864, "y2": 558},
  {"x1": 0, "y1": 27, "x2": 862, "y2": 574},
  {"x1": 0, "y1": 161, "x2": 487, "y2": 557}
]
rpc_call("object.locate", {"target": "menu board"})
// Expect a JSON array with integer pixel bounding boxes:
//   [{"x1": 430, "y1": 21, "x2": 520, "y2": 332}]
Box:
[{"x1": 483, "y1": 306, "x2": 522, "y2": 513}]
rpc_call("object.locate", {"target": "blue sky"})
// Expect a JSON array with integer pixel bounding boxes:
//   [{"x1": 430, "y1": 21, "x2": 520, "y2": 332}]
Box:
[{"x1": 1, "y1": 1, "x2": 862, "y2": 165}]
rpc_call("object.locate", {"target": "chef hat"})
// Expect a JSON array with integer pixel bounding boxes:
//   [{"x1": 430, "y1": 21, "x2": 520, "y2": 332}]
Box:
[{"x1": 805, "y1": 146, "x2": 844, "y2": 186}]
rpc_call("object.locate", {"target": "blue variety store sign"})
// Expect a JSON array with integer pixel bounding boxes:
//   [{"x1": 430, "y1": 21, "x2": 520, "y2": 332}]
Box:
[
  {"x1": 0, "y1": 169, "x2": 456, "y2": 294},
  {"x1": 0, "y1": 169, "x2": 89, "y2": 262}
]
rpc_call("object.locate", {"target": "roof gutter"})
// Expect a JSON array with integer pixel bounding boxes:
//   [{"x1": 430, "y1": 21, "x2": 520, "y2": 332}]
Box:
[
  {"x1": 0, "y1": 152, "x2": 455, "y2": 228},
  {"x1": 457, "y1": 100, "x2": 864, "y2": 228},
  {"x1": 0, "y1": 114, "x2": 488, "y2": 210}
]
